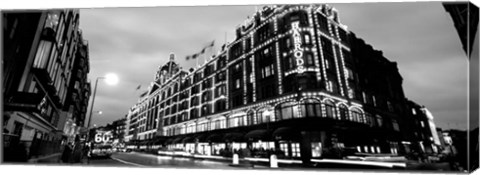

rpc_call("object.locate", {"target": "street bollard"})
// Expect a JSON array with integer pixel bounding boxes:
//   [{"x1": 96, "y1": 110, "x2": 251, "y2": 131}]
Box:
[
  {"x1": 270, "y1": 154, "x2": 278, "y2": 168},
  {"x1": 233, "y1": 153, "x2": 239, "y2": 165}
]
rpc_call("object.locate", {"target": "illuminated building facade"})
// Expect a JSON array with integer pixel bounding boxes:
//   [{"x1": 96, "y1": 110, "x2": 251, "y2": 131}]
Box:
[
  {"x1": 2, "y1": 10, "x2": 90, "y2": 161},
  {"x1": 125, "y1": 5, "x2": 426, "y2": 163}
]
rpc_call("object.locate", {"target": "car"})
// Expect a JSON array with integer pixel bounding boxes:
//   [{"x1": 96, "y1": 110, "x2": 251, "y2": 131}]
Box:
[
  {"x1": 90, "y1": 145, "x2": 113, "y2": 158},
  {"x1": 117, "y1": 147, "x2": 127, "y2": 152}
]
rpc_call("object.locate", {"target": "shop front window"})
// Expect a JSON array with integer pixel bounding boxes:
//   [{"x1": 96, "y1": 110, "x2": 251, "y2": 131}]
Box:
[
  {"x1": 280, "y1": 142, "x2": 289, "y2": 157},
  {"x1": 311, "y1": 142, "x2": 322, "y2": 157},
  {"x1": 291, "y1": 143, "x2": 301, "y2": 157}
]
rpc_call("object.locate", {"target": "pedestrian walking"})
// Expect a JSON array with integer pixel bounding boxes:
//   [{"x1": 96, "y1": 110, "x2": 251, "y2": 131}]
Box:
[
  {"x1": 70, "y1": 135, "x2": 84, "y2": 163},
  {"x1": 61, "y1": 142, "x2": 73, "y2": 163},
  {"x1": 83, "y1": 142, "x2": 91, "y2": 164}
]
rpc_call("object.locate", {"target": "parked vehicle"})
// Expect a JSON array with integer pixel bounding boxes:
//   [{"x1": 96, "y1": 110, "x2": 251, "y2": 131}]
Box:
[{"x1": 91, "y1": 144, "x2": 113, "y2": 158}]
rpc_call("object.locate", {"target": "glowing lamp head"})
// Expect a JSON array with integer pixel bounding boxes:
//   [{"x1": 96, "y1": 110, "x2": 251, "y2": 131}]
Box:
[{"x1": 104, "y1": 73, "x2": 119, "y2": 85}]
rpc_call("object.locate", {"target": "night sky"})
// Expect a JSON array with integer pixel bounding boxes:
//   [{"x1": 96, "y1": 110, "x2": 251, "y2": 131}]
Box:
[{"x1": 79, "y1": 2, "x2": 468, "y2": 130}]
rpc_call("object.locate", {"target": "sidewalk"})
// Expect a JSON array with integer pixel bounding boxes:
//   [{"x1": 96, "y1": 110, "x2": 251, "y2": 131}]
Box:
[
  {"x1": 29, "y1": 153, "x2": 90, "y2": 165},
  {"x1": 28, "y1": 153, "x2": 61, "y2": 163}
]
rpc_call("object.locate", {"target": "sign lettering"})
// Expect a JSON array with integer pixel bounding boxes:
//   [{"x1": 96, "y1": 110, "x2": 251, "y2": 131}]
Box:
[{"x1": 292, "y1": 22, "x2": 305, "y2": 73}]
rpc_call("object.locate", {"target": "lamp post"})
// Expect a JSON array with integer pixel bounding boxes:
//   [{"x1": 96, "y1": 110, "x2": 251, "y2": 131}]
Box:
[
  {"x1": 85, "y1": 73, "x2": 118, "y2": 145},
  {"x1": 86, "y1": 73, "x2": 118, "y2": 129}
]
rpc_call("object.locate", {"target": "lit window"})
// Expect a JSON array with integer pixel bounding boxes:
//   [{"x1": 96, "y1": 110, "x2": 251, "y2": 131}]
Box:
[
  {"x1": 235, "y1": 79, "x2": 241, "y2": 89},
  {"x1": 280, "y1": 143, "x2": 289, "y2": 157},
  {"x1": 387, "y1": 101, "x2": 394, "y2": 112},
  {"x1": 362, "y1": 92, "x2": 367, "y2": 103},
  {"x1": 392, "y1": 119, "x2": 400, "y2": 131},
  {"x1": 376, "y1": 115, "x2": 383, "y2": 127},
  {"x1": 304, "y1": 34, "x2": 311, "y2": 45},
  {"x1": 291, "y1": 143, "x2": 301, "y2": 157},
  {"x1": 45, "y1": 13, "x2": 59, "y2": 30},
  {"x1": 311, "y1": 142, "x2": 322, "y2": 157},
  {"x1": 325, "y1": 101, "x2": 336, "y2": 118}
]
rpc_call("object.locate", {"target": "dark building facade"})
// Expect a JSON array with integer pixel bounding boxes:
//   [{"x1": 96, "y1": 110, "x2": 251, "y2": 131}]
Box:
[
  {"x1": 125, "y1": 5, "x2": 434, "y2": 164},
  {"x1": 2, "y1": 10, "x2": 90, "y2": 161},
  {"x1": 404, "y1": 100, "x2": 441, "y2": 155},
  {"x1": 443, "y1": 2, "x2": 479, "y2": 57},
  {"x1": 111, "y1": 118, "x2": 126, "y2": 143}
]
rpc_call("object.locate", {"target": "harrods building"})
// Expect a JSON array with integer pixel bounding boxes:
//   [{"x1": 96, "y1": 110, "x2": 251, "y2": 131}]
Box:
[{"x1": 124, "y1": 5, "x2": 428, "y2": 163}]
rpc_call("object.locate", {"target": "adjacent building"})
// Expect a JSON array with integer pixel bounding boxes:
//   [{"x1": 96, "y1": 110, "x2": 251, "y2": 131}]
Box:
[
  {"x1": 404, "y1": 100, "x2": 441, "y2": 154},
  {"x1": 111, "y1": 117, "x2": 126, "y2": 143},
  {"x1": 443, "y1": 2, "x2": 479, "y2": 171},
  {"x1": 124, "y1": 4, "x2": 437, "y2": 164},
  {"x1": 2, "y1": 10, "x2": 90, "y2": 161}
]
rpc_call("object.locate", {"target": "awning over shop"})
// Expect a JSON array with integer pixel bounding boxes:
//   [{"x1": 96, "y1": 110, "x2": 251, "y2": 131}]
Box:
[
  {"x1": 223, "y1": 132, "x2": 245, "y2": 142},
  {"x1": 140, "y1": 140, "x2": 149, "y2": 145},
  {"x1": 172, "y1": 137, "x2": 184, "y2": 144},
  {"x1": 245, "y1": 129, "x2": 270, "y2": 141},
  {"x1": 165, "y1": 138, "x2": 174, "y2": 144},
  {"x1": 273, "y1": 127, "x2": 301, "y2": 141},
  {"x1": 147, "y1": 140, "x2": 156, "y2": 145},
  {"x1": 194, "y1": 134, "x2": 208, "y2": 142},
  {"x1": 206, "y1": 133, "x2": 223, "y2": 143},
  {"x1": 182, "y1": 136, "x2": 194, "y2": 143},
  {"x1": 154, "y1": 137, "x2": 167, "y2": 145}
]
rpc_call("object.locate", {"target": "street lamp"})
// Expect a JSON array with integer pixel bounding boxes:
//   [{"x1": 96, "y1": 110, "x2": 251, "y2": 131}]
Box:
[{"x1": 87, "y1": 73, "x2": 118, "y2": 129}]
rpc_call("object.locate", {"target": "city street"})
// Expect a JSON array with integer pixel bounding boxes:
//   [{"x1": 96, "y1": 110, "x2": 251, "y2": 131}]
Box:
[
  {"x1": 37, "y1": 152, "x2": 249, "y2": 169},
  {"x1": 110, "y1": 152, "x2": 236, "y2": 169}
]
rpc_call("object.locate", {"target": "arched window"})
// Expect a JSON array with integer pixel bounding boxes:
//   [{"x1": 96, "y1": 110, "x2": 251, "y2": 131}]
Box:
[
  {"x1": 215, "y1": 85, "x2": 226, "y2": 98},
  {"x1": 324, "y1": 100, "x2": 336, "y2": 119},
  {"x1": 300, "y1": 99, "x2": 322, "y2": 118},
  {"x1": 241, "y1": 114, "x2": 248, "y2": 126},
  {"x1": 351, "y1": 108, "x2": 363, "y2": 123},
  {"x1": 275, "y1": 102, "x2": 298, "y2": 121},
  {"x1": 210, "y1": 120, "x2": 216, "y2": 130},
  {"x1": 228, "y1": 114, "x2": 246, "y2": 128},
  {"x1": 258, "y1": 109, "x2": 274, "y2": 123},
  {"x1": 247, "y1": 110, "x2": 256, "y2": 125},
  {"x1": 339, "y1": 105, "x2": 348, "y2": 121},
  {"x1": 219, "y1": 118, "x2": 226, "y2": 129}
]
